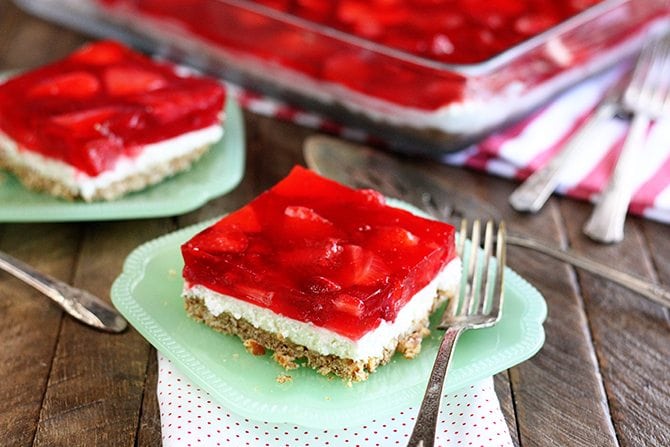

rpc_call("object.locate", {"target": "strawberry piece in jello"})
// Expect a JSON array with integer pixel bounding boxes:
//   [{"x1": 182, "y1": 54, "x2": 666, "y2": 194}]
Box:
[
  {"x1": 0, "y1": 40, "x2": 225, "y2": 177},
  {"x1": 181, "y1": 166, "x2": 457, "y2": 340}
]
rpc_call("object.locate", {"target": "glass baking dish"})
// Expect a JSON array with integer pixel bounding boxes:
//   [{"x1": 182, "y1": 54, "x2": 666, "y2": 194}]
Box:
[{"x1": 13, "y1": 0, "x2": 670, "y2": 154}]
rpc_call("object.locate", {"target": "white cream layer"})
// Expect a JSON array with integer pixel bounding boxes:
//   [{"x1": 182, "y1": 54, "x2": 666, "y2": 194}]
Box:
[
  {"x1": 0, "y1": 124, "x2": 223, "y2": 200},
  {"x1": 183, "y1": 257, "x2": 461, "y2": 361}
]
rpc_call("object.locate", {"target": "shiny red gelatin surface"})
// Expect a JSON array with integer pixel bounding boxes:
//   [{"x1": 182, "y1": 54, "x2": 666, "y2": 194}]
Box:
[
  {"x1": 0, "y1": 40, "x2": 225, "y2": 176},
  {"x1": 181, "y1": 166, "x2": 457, "y2": 340},
  {"x1": 250, "y1": 0, "x2": 604, "y2": 64},
  {"x1": 99, "y1": 0, "x2": 660, "y2": 112},
  {"x1": 105, "y1": 0, "x2": 603, "y2": 65}
]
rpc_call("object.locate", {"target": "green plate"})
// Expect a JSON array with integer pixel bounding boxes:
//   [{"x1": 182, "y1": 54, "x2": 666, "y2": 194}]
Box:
[
  {"x1": 111, "y1": 202, "x2": 547, "y2": 429},
  {"x1": 0, "y1": 98, "x2": 244, "y2": 222}
]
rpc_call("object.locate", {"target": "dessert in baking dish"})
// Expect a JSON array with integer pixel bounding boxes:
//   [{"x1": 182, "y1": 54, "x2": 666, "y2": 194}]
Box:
[
  {"x1": 181, "y1": 166, "x2": 461, "y2": 382},
  {"x1": 92, "y1": 0, "x2": 667, "y2": 151},
  {"x1": 0, "y1": 40, "x2": 226, "y2": 201}
]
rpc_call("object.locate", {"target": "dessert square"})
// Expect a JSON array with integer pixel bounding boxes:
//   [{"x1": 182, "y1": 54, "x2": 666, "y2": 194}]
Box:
[
  {"x1": 0, "y1": 40, "x2": 226, "y2": 201},
  {"x1": 181, "y1": 166, "x2": 461, "y2": 382}
]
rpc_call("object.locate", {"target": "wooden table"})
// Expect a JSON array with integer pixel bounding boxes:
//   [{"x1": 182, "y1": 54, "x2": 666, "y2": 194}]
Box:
[{"x1": 1, "y1": 2, "x2": 669, "y2": 446}]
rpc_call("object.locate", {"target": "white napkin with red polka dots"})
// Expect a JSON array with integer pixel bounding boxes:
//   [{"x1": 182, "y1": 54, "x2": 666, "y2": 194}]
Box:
[
  {"x1": 230, "y1": 65, "x2": 670, "y2": 225},
  {"x1": 157, "y1": 353, "x2": 513, "y2": 447}
]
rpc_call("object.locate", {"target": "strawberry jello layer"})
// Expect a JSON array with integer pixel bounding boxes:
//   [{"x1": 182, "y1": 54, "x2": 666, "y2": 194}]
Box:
[
  {"x1": 0, "y1": 40, "x2": 225, "y2": 201},
  {"x1": 181, "y1": 166, "x2": 460, "y2": 381},
  {"x1": 94, "y1": 0, "x2": 667, "y2": 149}
]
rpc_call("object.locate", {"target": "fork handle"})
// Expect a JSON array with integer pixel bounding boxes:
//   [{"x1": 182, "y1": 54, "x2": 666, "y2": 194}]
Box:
[
  {"x1": 583, "y1": 112, "x2": 650, "y2": 243},
  {"x1": 509, "y1": 102, "x2": 617, "y2": 213},
  {"x1": 506, "y1": 235, "x2": 670, "y2": 308},
  {"x1": 408, "y1": 326, "x2": 463, "y2": 447},
  {"x1": 0, "y1": 250, "x2": 127, "y2": 333}
]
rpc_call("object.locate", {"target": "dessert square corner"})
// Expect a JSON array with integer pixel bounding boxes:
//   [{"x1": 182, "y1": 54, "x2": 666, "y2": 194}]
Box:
[{"x1": 180, "y1": 166, "x2": 461, "y2": 382}]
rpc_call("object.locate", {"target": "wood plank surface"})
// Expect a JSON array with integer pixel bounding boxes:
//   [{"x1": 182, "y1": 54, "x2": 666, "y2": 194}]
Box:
[
  {"x1": 32, "y1": 220, "x2": 174, "y2": 446},
  {"x1": 561, "y1": 203, "x2": 670, "y2": 447},
  {"x1": 0, "y1": 223, "x2": 81, "y2": 446},
  {"x1": 1, "y1": 1, "x2": 670, "y2": 446}
]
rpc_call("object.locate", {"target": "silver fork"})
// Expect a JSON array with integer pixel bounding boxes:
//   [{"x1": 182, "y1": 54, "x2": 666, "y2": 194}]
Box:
[
  {"x1": 407, "y1": 219, "x2": 506, "y2": 447},
  {"x1": 584, "y1": 31, "x2": 670, "y2": 243},
  {"x1": 0, "y1": 250, "x2": 127, "y2": 333},
  {"x1": 508, "y1": 74, "x2": 623, "y2": 213}
]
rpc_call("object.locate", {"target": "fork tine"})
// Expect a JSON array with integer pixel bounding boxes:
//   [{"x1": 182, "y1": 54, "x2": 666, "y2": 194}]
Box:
[
  {"x1": 490, "y1": 222, "x2": 507, "y2": 322},
  {"x1": 625, "y1": 34, "x2": 660, "y2": 105},
  {"x1": 461, "y1": 220, "x2": 481, "y2": 316},
  {"x1": 654, "y1": 36, "x2": 670, "y2": 114},
  {"x1": 457, "y1": 219, "x2": 468, "y2": 258},
  {"x1": 477, "y1": 220, "x2": 495, "y2": 315},
  {"x1": 646, "y1": 37, "x2": 670, "y2": 113}
]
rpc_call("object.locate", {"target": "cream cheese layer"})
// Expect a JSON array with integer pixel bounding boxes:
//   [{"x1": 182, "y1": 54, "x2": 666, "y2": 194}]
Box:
[
  {"x1": 183, "y1": 257, "x2": 461, "y2": 361},
  {"x1": 0, "y1": 124, "x2": 223, "y2": 200}
]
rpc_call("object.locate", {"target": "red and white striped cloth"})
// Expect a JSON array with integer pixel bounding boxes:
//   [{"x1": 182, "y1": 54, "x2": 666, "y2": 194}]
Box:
[{"x1": 228, "y1": 67, "x2": 670, "y2": 225}]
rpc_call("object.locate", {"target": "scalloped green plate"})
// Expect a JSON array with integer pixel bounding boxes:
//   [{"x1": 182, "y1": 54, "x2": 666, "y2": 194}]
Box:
[
  {"x1": 111, "y1": 200, "x2": 547, "y2": 428},
  {"x1": 0, "y1": 97, "x2": 244, "y2": 221}
]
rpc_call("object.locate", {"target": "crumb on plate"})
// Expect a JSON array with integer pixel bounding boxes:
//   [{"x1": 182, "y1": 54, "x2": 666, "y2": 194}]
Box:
[
  {"x1": 276, "y1": 374, "x2": 293, "y2": 384},
  {"x1": 243, "y1": 339, "x2": 266, "y2": 356}
]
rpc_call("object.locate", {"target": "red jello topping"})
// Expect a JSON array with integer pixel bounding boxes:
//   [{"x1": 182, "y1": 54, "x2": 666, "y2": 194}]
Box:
[
  {"x1": 286, "y1": 0, "x2": 602, "y2": 64},
  {"x1": 99, "y1": 0, "x2": 611, "y2": 110},
  {"x1": 181, "y1": 166, "x2": 457, "y2": 340},
  {"x1": 0, "y1": 40, "x2": 225, "y2": 176},
  {"x1": 119, "y1": 0, "x2": 603, "y2": 64}
]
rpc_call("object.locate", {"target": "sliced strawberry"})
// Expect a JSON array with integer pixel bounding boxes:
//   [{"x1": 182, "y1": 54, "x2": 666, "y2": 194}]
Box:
[
  {"x1": 408, "y1": 8, "x2": 464, "y2": 35},
  {"x1": 280, "y1": 205, "x2": 336, "y2": 240},
  {"x1": 514, "y1": 13, "x2": 558, "y2": 36},
  {"x1": 28, "y1": 71, "x2": 100, "y2": 99},
  {"x1": 272, "y1": 30, "x2": 330, "y2": 77},
  {"x1": 204, "y1": 227, "x2": 249, "y2": 253},
  {"x1": 358, "y1": 189, "x2": 385, "y2": 206},
  {"x1": 337, "y1": 1, "x2": 381, "y2": 37},
  {"x1": 104, "y1": 67, "x2": 167, "y2": 96},
  {"x1": 367, "y1": 62, "x2": 417, "y2": 104},
  {"x1": 369, "y1": 226, "x2": 420, "y2": 251},
  {"x1": 322, "y1": 51, "x2": 374, "y2": 90},
  {"x1": 333, "y1": 293, "x2": 364, "y2": 317},
  {"x1": 136, "y1": 84, "x2": 223, "y2": 124},
  {"x1": 304, "y1": 275, "x2": 342, "y2": 295},
  {"x1": 418, "y1": 78, "x2": 464, "y2": 109},
  {"x1": 368, "y1": 2, "x2": 408, "y2": 27},
  {"x1": 381, "y1": 29, "x2": 430, "y2": 56},
  {"x1": 460, "y1": 0, "x2": 526, "y2": 20},
  {"x1": 224, "y1": 206, "x2": 263, "y2": 233},
  {"x1": 253, "y1": 0, "x2": 291, "y2": 9},
  {"x1": 295, "y1": 0, "x2": 335, "y2": 21},
  {"x1": 235, "y1": 283, "x2": 274, "y2": 306},
  {"x1": 69, "y1": 40, "x2": 126, "y2": 65},
  {"x1": 49, "y1": 106, "x2": 121, "y2": 137},
  {"x1": 78, "y1": 137, "x2": 124, "y2": 175},
  {"x1": 284, "y1": 205, "x2": 332, "y2": 223},
  {"x1": 278, "y1": 239, "x2": 343, "y2": 272},
  {"x1": 341, "y1": 244, "x2": 389, "y2": 287}
]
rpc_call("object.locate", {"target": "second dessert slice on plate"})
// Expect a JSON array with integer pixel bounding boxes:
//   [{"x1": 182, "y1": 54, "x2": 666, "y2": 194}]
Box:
[
  {"x1": 181, "y1": 166, "x2": 461, "y2": 382},
  {"x1": 0, "y1": 40, "x2": 226, "y2": 201}
]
